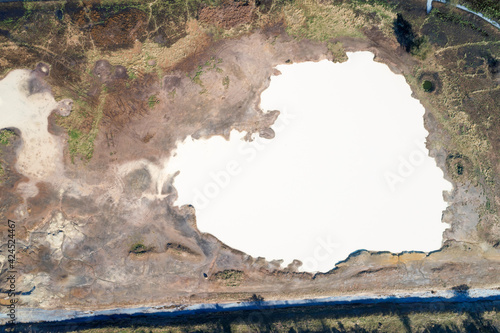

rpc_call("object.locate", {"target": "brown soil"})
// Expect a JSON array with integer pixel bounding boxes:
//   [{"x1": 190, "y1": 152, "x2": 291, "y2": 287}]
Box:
[
  {"x1": 74, "y1": 8, "x2": 148, "y2": 50},
  {"x1": 199, "y1": 1, "x2": 255, "y2": 29},
  {"x1": 101, "y1": 74, "x2": 153, "y2": 131}
]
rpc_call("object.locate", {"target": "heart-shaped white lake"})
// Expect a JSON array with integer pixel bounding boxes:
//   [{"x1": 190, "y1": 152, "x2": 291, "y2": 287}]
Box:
[{"x1": 164, "y1": 51, "x2": 452, "y2": 272}]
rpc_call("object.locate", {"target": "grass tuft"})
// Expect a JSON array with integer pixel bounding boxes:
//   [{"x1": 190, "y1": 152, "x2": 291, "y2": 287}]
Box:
[{"x1": 0, "y1": 129, "x2": 15, "y2": 146}]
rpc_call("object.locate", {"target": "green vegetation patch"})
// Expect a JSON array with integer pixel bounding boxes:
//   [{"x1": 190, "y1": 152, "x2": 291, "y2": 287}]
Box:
[
  {"x1": 0, "y1": 129, "x2": 15, "y2": 146},
  {"x1": 423, "y1": 80, "x2": 433, "y2": 92},
  {"x1": 222, "y1": 75, "x2": 230, "y2": 89},
  {"x1": 147, "y1": 95, "x2": 159, "y2": 108},
  {"x1": 188, "y1": 56, "x2": 224, "y2": 92},
  {"x1": 189, "y1": 66, "x2": 204, "y2": 85},
  {"x1": 283, "y1": 0, "x2": 395, "y2": 42},
  {"x1": 128, "y1": 71, "x2": 138, "y2": 80},
  {"x1": 459, "y1": 0, "x2": 500, "y2": 22},
  {"x1": 57, "y1": 94, "x2": 107, "y2": 163},
  {"x1": 284, "y1": 0, "x2": 364, "y2": 41},
  {"x1": 213, "y1": 269, "x2": 244, "y2": 287},
  {"x1": 93, "y1": 0, "x2": 149, "y2": 17},
  {"x1": 129, "y1": 242, "x2": 153, "y2": 255},
  {"x1": 68, "y1": 129, "x2": 81, "y2": 140}
]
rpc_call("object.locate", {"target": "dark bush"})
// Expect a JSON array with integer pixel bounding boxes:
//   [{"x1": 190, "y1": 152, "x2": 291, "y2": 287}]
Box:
[
  {"x1": 423, "y1": 80, "x2": 433, "y2": 92},
  {"x1": 55, "y1": 9, "x2": 64, "y2": 20},
  {"x1": 393, "y1": 14, "x2": 416, "y2": 52},
  {"x1": 130, "y1": 243, "x2": 148, "y2": 254},
  {"x1": 248, "y1": 294, "x2": 265, "y2": 303},
  {"x1": 451, "y1": 284, "x2": 470, "y2": 293},
  {"x1": 488, "y1": 57, "x2": 499, "y2": 74}
]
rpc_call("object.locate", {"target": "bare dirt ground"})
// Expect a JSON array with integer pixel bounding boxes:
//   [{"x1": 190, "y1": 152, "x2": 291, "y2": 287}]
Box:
[{"x1": 0, "y1": 0, "x2": 499, "y2": 318}]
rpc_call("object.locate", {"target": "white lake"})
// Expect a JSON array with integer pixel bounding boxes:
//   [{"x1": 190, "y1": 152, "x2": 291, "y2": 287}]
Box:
[
  {"x1": 0, "y1": 70, "x2": 62, "y2": 180},
  {"x1": 164, "y1": 51, "x2": 452, "y2": 272}
]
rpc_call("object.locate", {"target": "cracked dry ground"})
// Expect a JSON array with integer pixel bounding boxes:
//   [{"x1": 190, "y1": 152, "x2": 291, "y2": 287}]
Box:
[{"x1": 0, "y1": 0, "x2": 499, "y2": 313}]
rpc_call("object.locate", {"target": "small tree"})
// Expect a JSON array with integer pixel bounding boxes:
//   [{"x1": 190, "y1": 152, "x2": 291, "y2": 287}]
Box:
[
  {"x1": 423, "y1": 80, "x2": 433, "y2": 92},
  {"x1": 451, "y1": 284, "x2": 470, "y2": 294},
  {"x1": 393, "y1": 14, "x2": 416, "y2": 52},
  {"x1": 130, "y1": 243, "x2": 149, "y2": 254},
  {"x1": 248, "y1": 294, "x2": 264, "y2": 303}
]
